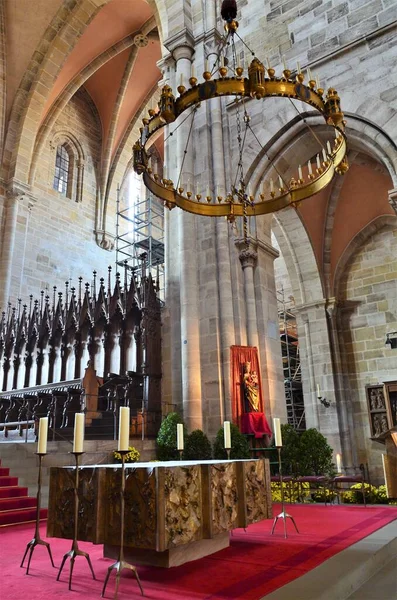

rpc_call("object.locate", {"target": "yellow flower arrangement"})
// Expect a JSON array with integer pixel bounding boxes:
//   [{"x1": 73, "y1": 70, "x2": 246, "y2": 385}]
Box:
[{"x1": 113, "y1": 446, "x2": 140, "y2": 463}]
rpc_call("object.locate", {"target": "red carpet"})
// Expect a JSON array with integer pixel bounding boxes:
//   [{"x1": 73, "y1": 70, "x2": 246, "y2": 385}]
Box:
[{"x1": 1, "y1": 504, "x2": 396, "y2": 599}]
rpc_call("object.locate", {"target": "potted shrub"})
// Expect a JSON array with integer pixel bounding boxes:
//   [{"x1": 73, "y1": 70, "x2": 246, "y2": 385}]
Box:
[
  {"x1": 213, "y1": 423, "x2": 251, "y2": 460},
  {"x1": 156, "y1": 412, "x2": 186, "y2": 461},
  {"x1": 184, "y1": 429, "x2": 212, "y2": 460}
]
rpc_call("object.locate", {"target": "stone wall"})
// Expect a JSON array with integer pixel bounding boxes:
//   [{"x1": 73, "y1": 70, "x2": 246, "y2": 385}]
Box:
[
  {"x1": 4, "y1": 89, "x2": 115, "y2": 304},
  {"x1": 339, "y1": 224, "x2": 397, "y2": 481}
]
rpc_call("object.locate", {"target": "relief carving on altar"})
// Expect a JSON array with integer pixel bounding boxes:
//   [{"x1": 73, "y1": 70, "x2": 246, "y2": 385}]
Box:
[
  {"x1": 244, "y1": 461, "x2": 270, "y2": 524},
  {"x1": 47, "y1": 467, "x2": 101, "y2": 542},
  {"x1": 164, "y1": 466, "x2": 202, "y2": 548},
  {"x1": 211, "y1": 463, "x2": 238, "y2": 535},
  {"x1": 105, "y1": 468, "x2": 157, "y2": 549}
]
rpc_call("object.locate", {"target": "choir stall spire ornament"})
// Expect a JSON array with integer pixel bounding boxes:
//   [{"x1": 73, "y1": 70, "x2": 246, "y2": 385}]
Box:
[{"x1": 133, "y1": 0, "x2": 348, "y2": 236}]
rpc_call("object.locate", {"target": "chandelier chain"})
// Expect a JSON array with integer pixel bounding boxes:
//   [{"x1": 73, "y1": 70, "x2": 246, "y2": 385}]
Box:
[
  {"x1": 287, "y1": 98, "x2": 326, "y2": 152},
  {"x1": 176, "y1": 105, "x2": 199, "y2": 191}
]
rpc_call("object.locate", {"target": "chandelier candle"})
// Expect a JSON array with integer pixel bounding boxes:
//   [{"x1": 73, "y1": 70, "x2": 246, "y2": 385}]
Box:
[
  {"x1": 118, "y1": 407, "x2": 130, "y2": 452},
  {"x1": 273, "y1": 417, "x2": 282, "y2": 447},
  {"x1": 37, "y1": 417, "x2": 48, "y2": 454},
  {"x1": 73, "y1": 413, "x2": 85, "y2": 453}
]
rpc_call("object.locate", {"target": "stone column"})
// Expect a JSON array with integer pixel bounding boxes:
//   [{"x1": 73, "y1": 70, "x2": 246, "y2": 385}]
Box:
[
  {"x1": 326, "y1": 299, "x2": 355, "y2": 470},
  {"x1": 254, "y1": 236, "x2": 286, "y2": 421},
  {"x1": 0, "y1": 182, "x2": 34, "y2": 309},
  {"x1": 172, "y1": 38, "x2": 203, "y2": 431},
  {"x1": 237, "y1": 239, "x2": 259, "y2": 348},
  {"x1": 0, "y1": 194, "x2": 19, "y2": 309}
]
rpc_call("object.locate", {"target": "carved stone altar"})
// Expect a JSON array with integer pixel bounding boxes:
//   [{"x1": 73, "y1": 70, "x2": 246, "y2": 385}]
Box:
[{"x1": 47, "y1": 459, "x2": 272, "y2": 567}]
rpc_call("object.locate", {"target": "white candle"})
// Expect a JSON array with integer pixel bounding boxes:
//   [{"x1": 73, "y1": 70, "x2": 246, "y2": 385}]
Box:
[
  {"x1": 297, "y1": 61, "x2": 301, "y2": 74},
  {"x1": 270, "y1": 178, "x2": 274, "y2": 193},
  {"x1": 322, "y1": 148, "x2": 327, "y2": 162},
  {"x1": 220, "y1": 55, "x2": 224, "y2": 68},
  {"x1": 177, "y1": 423, "x2": 184, "y2": 450},
  {"x1": 316, "y1": 75, "x2": 320, "y2": 88},
  {"x1": 224, "y1": 421, "x2": 231, "y2": 449},
  {"x1": 266, "y1": 57, "x2": 271, "y2": 69},
  {"x1": 307, "y1": 67, "x2": 312, "y2": 81},
  {"x1": 282, "y1": 55, "x2": 287, "y2": 71},
  {"x1": 73, "y1": 413, "x2": 85, "y2": 453},
  {"x1": 279, "y1": 175, "x2": 283, "y2": 189},
  {"x1": 298, "y1": 164, "x2": 303, "y2": 180},
  {"x1": 180, "y1": 73, "x2": 183, "y2": 86},
  {"x1": 205, "y1": 59, "x2": 209, "y2": 72},
  {"x1": 191, "y1": 63, "x2": 195, "y2": 78},
  {"x1": 335, "y1": 129, "x2": 339, "y2": 139},
  {"x1": 336, "y1": 453, "x2": 342, "y2": 473},
  {"x1": 38, "y1": 417, "x2": 48, "y2": 454},
  {"x1": 308, "y1": 160, "x2": 313, "y2": 175},
  {"x1": 273, "y1": 418, "x2": 282, "y2": 447},
  {"x1": 317, "y1": 383, "x2": 321, "y2": 397},
  {"x1": 327, "y1": 141, "x2": 332, "y2": 155},
  {"x1": 118, "y1": 406, "x2": 130, "y2": 451},
  {"x1": 316, "y1": 154, "x2": 321, "y2": 169}
]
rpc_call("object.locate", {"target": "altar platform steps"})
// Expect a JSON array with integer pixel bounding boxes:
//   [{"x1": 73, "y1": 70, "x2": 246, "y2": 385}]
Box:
[
  {"x1": 0, "y1": 459, "x2": 47, "y2": 527},
  {"x1": 0, "y1": 439, "x2": 157, "y2": 509}
]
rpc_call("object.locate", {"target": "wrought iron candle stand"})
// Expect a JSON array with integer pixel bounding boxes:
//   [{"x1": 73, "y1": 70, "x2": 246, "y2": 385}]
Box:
[
  {"x1": 102, "y1": 450, "x2": 144, "y2": 598},
  {"x1": 271, "y1": 447, "x2": 299, "y2": 538},
  {"x1": 21, "y1": 453, "x2": 55, "y2": 574},
  {"x1": 57, "y1": 452, "x2": 96, "y2": 589}
]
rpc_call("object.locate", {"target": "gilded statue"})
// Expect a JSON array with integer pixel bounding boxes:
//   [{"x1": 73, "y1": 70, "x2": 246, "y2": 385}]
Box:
[{"x1": 243, "y1": 362, "x2": 260, "y2": 412}]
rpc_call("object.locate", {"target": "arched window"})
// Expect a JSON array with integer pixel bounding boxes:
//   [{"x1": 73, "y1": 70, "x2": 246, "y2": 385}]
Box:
[{"x1": 53, "y1": 144, "x2": 72, "y2": 196}]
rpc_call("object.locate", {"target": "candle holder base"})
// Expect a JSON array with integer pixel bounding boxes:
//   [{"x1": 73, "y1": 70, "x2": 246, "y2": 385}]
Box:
[
  {"x1": 271, "y1": 447, "x2": 299, "y2": 539},
  {"x1": 57, "y1": 541, "x2": 96, "y2": 590},
  {"x1": 102, "y1": 558, "x2": 144, "y2": 598},
  {"x1": 101, "y1": 449, "x2": 143, "y2": 598},
  {"x1": 56, "y1": 452, "x2": 96, "y2": 589},
  {"x1": 21, "y1": 535, "x2": 55, "y2": 575},
  {"x1": 271, "y1": 510, "x2": 299, "y2": 538},
  {"x1": 20, "y1": 453, "x2": 55, "y2": 574}
]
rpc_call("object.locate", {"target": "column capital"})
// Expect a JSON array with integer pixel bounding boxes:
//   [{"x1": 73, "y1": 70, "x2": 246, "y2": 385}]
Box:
[
  {"x1": 5, "y1": 178, "x2": 36, "y2": 210},
  {"x1": 235, "y1": 238, "x2": 258, "y2": 269},
  {"x1": 388, "y1": 188, "x2": 397, "y2": 214},
  {"x1": 157, "y1": 53, "x2": 175, "y2": 86},
  {"x1": 95, "y1": 229, "x2": 115, "y2": 251},
  {"x1": 164, "y1": 28, "x2": 195, "y2": 61}
]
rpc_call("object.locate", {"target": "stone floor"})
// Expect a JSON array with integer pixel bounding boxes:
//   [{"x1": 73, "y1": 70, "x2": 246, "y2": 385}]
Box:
[{"x1": 262, "y1": 517, "x2": 397, "y2": 600}]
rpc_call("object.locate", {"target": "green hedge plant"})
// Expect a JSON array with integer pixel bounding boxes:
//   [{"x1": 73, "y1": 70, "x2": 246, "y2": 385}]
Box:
[
  {"x1": 156, "y1": 412, "x2": 186, "y2": 461},
  {"x1": 184, "y1": 429, "x2": 212, "y2": 460},
  {"x1": 213, "y1": 423, "x2": 251, "y2": 460}
]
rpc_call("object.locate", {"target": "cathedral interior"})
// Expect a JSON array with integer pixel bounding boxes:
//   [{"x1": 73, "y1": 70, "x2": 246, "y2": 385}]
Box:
[
  {"x1": 0, "y1": 0, "x2": 396, "y2": 490},
  {"x1": 0, "y1": 1, "x2": 397, "y2": 598}
]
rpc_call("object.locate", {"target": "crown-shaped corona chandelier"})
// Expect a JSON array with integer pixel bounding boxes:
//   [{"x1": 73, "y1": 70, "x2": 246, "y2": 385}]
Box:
[{"x1": 133, "y1": 0, "x2": 348, "y2": 234}]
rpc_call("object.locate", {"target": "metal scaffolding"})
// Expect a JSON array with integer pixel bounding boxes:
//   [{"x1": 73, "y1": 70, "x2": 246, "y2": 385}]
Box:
[
  {"x1": 277, "y1": 287, "x2": 306, "y2": 432},
  {"x1": 115, "y1": 186, "x2": 164, "y2": 299}
]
